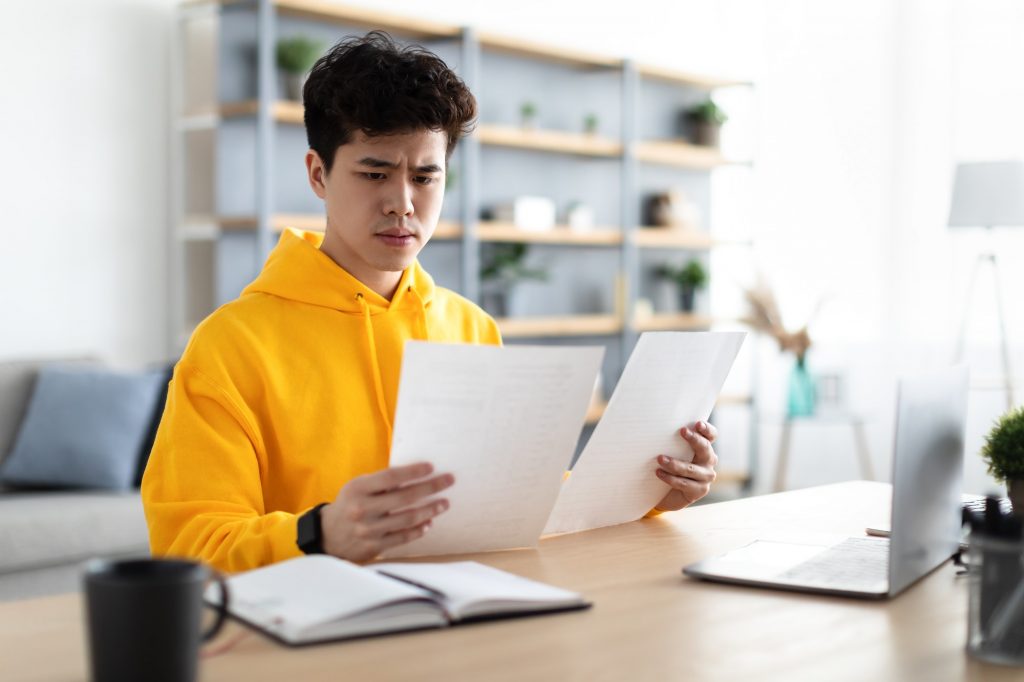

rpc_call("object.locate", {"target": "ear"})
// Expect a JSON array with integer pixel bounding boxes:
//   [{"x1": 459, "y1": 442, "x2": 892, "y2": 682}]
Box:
[{"x1": 305, "y1": 150, "x2": 328, "y2": 200}]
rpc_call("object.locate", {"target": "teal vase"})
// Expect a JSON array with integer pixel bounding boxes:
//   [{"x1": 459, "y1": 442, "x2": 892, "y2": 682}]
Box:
[{"x1": 787, "y1": 357, "x2": 816, "y2": 418}]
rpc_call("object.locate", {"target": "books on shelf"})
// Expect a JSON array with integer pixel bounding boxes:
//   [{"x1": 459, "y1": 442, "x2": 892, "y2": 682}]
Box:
[{"x1": 212, "y1": 555, "x2": 589, "y2": 646}]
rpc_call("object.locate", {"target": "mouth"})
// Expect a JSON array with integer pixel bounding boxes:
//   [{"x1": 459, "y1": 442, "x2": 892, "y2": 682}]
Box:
[{"x1": 375, "y1": 227, "x2": 418, "y2": 248}]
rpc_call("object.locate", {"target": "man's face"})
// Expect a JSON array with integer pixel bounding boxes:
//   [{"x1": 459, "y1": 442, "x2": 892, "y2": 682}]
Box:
[{"x1": 306, "y1": 129, "x2": 447, "y2": 296}]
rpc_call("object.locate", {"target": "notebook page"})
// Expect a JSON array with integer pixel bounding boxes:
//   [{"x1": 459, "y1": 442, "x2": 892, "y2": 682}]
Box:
[
  {"x1": 383, "y1": 342, "x2": 603, "y2": 558},
  {"x1": 543, "y1": 332, "x2": 745, "y2": 535},
  {"x1": 372, "y1": 561, "x2": 584, "y2": 618},
  {"x1": 220, "y1": 556, "x2": 435, "y2": 632}
]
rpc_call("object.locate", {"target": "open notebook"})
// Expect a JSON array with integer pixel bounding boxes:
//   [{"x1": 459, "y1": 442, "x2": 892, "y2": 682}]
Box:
[{"x1": 210, "y1": 555, "x2": 590, "y2": 646}]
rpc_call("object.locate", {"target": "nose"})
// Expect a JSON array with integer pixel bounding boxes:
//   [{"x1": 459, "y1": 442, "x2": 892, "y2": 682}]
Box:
[{"x1": 382, "y1": 178, "x2": 414, "y2": 218}]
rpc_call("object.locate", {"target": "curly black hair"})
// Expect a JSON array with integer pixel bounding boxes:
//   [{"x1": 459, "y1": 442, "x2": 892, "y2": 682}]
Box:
[{"x1": 303, "y1": 31, "x2": 477, "y2": 171}]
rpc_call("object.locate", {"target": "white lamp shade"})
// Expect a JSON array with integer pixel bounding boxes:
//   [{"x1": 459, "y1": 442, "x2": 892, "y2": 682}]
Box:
[{"x1": 948, "y1": 160, "x2": 1024, "y2": 228}]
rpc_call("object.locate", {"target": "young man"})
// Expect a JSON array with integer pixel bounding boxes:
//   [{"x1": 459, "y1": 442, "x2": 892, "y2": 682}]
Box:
[{"x1": 142, "y1": 32, "x2": 719, "y2": 573}]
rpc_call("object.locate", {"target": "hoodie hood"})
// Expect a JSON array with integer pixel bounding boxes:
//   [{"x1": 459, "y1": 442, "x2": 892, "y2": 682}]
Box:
[{"x1": 242, "y1": 228, "x2": 436, "y2": 315}]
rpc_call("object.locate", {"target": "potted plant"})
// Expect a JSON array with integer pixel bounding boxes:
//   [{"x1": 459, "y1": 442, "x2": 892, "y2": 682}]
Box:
[
  {"x1": 276, "y1": 36, "x2": 324, "y2": 101},
  {"x1": 981, "y1": 406, "x2": 1024, "y2": 512},
  {"x1": 655, "y1": 259, "x2": 707, "y2": 313},
  {"x1": 583, "y1": 112, "x2": 599, "y2": 135},
  {"x1": 520, "y1": 101, "x2": 538, "y2": 130},
  {"x1": 480, "y1": 243, "x2": 547, "y2": 317},
  {"x1": 683, "y1": 98, "x2": 728, "y2": 148}
]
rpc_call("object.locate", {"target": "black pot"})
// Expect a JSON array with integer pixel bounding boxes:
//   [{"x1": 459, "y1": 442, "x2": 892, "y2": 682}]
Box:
[
  {"x1": 687, "y1": 118, "x2": 721, "y2": 148},
  {"x1": 679, "y1": 287, "x2": 696, "y2": 313}
]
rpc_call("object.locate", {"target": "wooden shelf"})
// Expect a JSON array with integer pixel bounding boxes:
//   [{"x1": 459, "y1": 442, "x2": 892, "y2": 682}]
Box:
[
  {"x1": 632, "y1": 313, "x2": 714, "y2": 332},
  {"x1": 477, "y1": 31, "x2": 621, "y2": 69},
  {"x1": 218, "y1": 213, "x2": 324, "y2": 232},
  {"x1": 214, "y1": 214, "x2": 462, "y2": 239},
  {"x1": 714, "y1": 469, "x2": 750, "y2": 486},
  {"x1": 635, "y1": 140, "x2": 729, "y2": 169},
  {"x1": 497, "y1": 314, "x2": 623, "y2": 338},
  {"x1": 636, "y1": 63, "x2": 751, "y2": 90},
  {"x1": 633, "y1": 228, "x2": 714, "y2": 249},
  {"x1": 220, "y1": 100, "x2": 304, "y2": 124},
  {"x1": 216, "y1": 0, "x2": 460, "y2": 40},
  {"x1": 716, "y1": 393, "x2": 754, "y2": 407},
  {"x1": 477, "y1": 222, "x2": 621, "y2": 246},
  {"x1": 476, "y1": 124, "x2": 622, "y2": 157}
]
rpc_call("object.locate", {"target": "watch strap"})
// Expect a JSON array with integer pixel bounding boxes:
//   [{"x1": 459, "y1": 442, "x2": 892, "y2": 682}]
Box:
[{"x1": 296, "y1": 502, "x2": 329, "y2": 555}]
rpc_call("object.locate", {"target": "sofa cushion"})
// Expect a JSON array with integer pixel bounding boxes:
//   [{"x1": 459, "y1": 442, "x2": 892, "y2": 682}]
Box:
[
  {"x1": 0, "y1": 491, "x2": 149, "y2": 574},
  {"x1": 0, "y1": 358, "x2": 96, "y2": 467},
  {"x1": 134, "y1": 364, "x2": 173, "y2": 487},
  {"x1": 0, "y1": 365, "x2": 165, "y2": 490}
]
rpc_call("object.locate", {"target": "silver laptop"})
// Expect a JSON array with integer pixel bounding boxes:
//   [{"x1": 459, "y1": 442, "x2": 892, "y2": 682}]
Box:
[{"x1": 684, "y1": 366, "x2": 969, "y2": 599}]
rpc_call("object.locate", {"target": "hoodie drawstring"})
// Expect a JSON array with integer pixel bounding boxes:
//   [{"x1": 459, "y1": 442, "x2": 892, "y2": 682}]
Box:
[
  {"x1": 405, "y1": 285, "x2": 430, "y2": 341},
  {"x1": 355, "y1": 293, "x2": 393, "y2": 436}
]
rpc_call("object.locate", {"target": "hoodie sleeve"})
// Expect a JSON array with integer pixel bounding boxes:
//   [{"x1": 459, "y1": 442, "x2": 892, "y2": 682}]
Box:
[{"x1": 141, "y1": 364, "x2": 303, "y2": 573}]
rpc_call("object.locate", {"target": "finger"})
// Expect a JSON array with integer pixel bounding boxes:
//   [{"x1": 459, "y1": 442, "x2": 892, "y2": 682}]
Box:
[
  {"x1": 372, "y1": 498, "x2": 449, "y2": 535},
  {"x1": 376, "y1": 517, "x2": 434, "y2": 552},
  {"x1": 365, "y1": 473, "x2": 455, "y2": 514},
  {"x1": 655, "y1": 468, "x2": 712, "y2": 502},
  {"x1": 680, "y1": 426, "x2": 716, "y2": 466},
  {"x1": 352, "y1": 462, "x2": 435, "y2": 495},
  {"x1": 656, "y1": 455, "x2": 716, "y2": 483},
  {"x1": 695, "y1": 420, "x2": 718, "y2": 443}
]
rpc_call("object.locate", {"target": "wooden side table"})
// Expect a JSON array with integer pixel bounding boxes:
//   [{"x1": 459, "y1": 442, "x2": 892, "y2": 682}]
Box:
[{"x1": 773, "y1": 413, "x2": 875, "y2": 492}]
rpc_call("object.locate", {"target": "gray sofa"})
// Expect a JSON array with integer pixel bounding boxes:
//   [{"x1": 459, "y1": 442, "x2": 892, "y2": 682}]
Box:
[{"x1": 0, "y1": 359, "x2": 153, "y2": 601}]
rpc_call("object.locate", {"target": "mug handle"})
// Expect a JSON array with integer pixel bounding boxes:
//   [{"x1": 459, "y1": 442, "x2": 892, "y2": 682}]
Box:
[{"x1": 202, "y1": 571, "x2": 230, "y2": 642}]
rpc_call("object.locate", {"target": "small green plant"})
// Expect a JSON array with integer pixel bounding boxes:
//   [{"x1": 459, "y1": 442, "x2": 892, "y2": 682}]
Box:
[
  {"x1": 583, "y1": 112, "x2": 599, "y2": 134},
  {"x1": 276, "y1": 36, "x2": 324, "y2": 74},
  {"x1": 520, "y1": 101, "x2": 538, "y2": 125},
  {"x1": 685, "y1": 99, "x2": 728, "y2": 126},
  {"x1": 982, "y1": 406, "x2": 1024, "y2": 483},
  {"x1": 655, "y1": 260, "x2": 708, "y2": 289},
  {"x1": 480, "y1": 243, "x2": 547, "y2": 284}
]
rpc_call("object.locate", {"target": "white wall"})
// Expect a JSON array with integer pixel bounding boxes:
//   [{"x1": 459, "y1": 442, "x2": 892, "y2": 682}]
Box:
[{"x1": 0, "y1": 0, "x2": 176, "y2": 367}]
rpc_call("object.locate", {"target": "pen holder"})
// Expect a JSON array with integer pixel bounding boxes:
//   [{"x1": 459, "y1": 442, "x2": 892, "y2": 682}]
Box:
[{"x1": 967, "y1": 531, "x2": 1024, "y2": 665}]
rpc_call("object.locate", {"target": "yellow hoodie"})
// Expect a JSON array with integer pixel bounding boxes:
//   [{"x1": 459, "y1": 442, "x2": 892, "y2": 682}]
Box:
[{"x1": 142, "y1": 229, "x2": 502, "y2": 572}]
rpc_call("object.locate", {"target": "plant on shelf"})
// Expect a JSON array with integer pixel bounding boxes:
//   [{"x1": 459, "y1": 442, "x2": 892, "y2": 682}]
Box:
[
  {"x1": 480, "y1": 243, "x2": 548, "y2": 318},
  {"x1": 583, "y1": 112, "x2": 599, "y2": 135},
  {"x1": 276, "y1": 36, "x2": 324, "y2": 101},
  {"x1": 520, "y1": 101, "x2": 538, "y2": 130},
  {"x1": 683, "y1": 98, "x2": 728, "y2": 148},
  {"x1": 654, "y1": 259, "x2": 707, "y2": 314},
  {"x1": 981, "y1": 406, "x2": 1024, "y2": 513}
]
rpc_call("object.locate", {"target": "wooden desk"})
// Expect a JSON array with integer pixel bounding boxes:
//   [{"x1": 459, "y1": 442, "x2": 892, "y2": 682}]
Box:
[{"x1": 2, "y1": 481, "x2": 1020, "y2": 681}]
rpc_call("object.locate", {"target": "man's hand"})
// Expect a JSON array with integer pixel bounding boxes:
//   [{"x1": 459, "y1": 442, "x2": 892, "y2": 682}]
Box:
[
  {"x1": 654, "y1": 420, "x2": 718, "y2": 512},
  {"x1": 320, "y1": 462, "x2": 454, "y2": 562}
]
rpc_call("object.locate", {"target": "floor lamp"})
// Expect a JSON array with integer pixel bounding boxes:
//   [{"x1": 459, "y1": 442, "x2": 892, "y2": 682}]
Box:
[{"x1": 948, "y1": 160, "x2": 1024, "y2": 411}]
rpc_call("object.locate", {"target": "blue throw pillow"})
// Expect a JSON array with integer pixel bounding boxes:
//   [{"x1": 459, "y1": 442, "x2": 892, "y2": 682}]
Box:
[{"x1": 0, "y1": 365, "x2": 166, "y2": 490}]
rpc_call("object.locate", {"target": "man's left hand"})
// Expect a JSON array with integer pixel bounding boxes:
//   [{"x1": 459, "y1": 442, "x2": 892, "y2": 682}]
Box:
[{"x1": 653, "y1": 420, "x2": 718, "y2": 512}]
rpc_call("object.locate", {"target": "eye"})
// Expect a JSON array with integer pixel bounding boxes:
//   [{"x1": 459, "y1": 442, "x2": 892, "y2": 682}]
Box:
[
  {"x1": 362, "y1": 172, "x2": 386, "y2": 181},
  {"x1": 413, "y1": 176, "x2": 436, "y2": 185}
]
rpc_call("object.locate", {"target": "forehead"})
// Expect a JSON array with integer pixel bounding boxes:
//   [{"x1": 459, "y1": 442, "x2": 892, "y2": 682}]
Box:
[{"x1": 338, "y1": 129, "x2": 448, "y2": 162}]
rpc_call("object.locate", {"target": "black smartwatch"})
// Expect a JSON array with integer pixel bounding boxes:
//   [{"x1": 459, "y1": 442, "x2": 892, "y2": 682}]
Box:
[{"x1": 296, "y1": 503, "x2": 329, "y2": 555}]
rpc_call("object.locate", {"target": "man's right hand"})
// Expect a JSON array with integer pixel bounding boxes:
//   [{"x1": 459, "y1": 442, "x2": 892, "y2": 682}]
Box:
[{"x1": 320, "y1": 462, "x2": 454, "y2": 562}]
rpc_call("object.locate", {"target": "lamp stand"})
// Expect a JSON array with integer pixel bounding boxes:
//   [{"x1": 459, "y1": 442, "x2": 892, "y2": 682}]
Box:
[{"x1": 954, "y1": 226, "x2": 1015, "y2": 411}]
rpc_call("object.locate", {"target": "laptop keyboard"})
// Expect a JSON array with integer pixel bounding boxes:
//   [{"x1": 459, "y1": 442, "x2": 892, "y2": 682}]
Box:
[
  {"x1": 777, "y1": 537, "x2": 889, "y2": 590},
  {"x1": 962, "y1": 497, "x2": 1013, "y2": 517}
]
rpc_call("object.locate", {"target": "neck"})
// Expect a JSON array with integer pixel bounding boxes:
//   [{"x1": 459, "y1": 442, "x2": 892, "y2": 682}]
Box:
[{"x1": 319, "y1": 232, "x2": 403, "y2": 301}]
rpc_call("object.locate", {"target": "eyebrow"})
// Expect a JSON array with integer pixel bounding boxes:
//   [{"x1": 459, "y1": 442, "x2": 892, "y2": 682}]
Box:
[{"x1": 356, "y1": 157, "x2": 443, "y2": 174}]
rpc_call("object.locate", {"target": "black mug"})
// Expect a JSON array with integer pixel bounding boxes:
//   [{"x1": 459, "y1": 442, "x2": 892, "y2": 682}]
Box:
[{"x1": 83, "y1": 558, "x2": 229, "y2": 682}]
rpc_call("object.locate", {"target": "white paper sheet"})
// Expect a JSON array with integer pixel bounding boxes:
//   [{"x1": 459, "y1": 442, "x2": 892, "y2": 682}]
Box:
[
  {"x1": 383, "y1": 341, "x2": 603, "y2": 558},
  {"x1": 543, "y1": 331, "x2": 745, "y2": 535}
]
